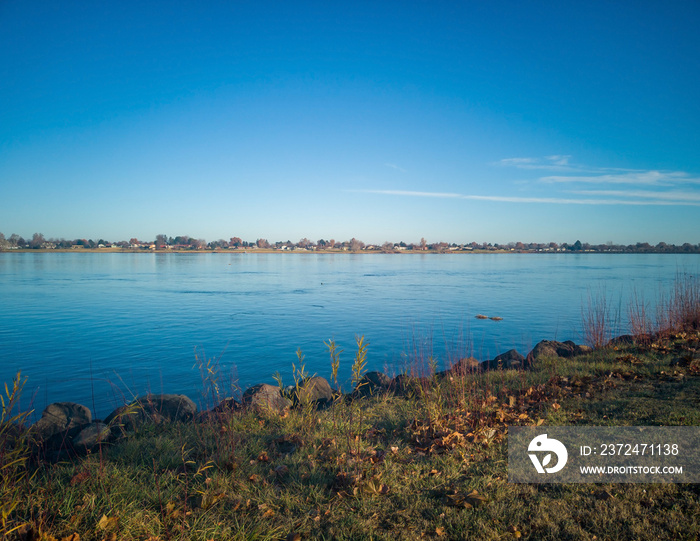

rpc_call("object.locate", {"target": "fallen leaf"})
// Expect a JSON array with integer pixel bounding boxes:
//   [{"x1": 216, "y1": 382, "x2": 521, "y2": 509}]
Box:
[
  {"x1": 70, "y1": 471, "x2": 90, "y2": 486},
  {"x1": 97, "y1": 515, "x2": 118, "y2": 532},
  {"x1": 435, "y1": 526, "x2": 445, "y2": 536},
  {"x1": 61, "y1": 535, "x2": 80, "y2": 541}
]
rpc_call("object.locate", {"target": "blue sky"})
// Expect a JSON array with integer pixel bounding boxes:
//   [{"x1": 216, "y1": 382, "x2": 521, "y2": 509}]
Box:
[{"x1": 1, "y1": 1, "x2": 699, "y2": 245}]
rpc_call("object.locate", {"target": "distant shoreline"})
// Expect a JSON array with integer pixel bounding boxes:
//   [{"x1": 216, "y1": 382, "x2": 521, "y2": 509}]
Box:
[{"x1": 1, "y1": 248, "x2": 695, "y2": 255}]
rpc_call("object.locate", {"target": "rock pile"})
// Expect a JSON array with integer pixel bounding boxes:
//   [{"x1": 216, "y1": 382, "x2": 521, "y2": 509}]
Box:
[{"x1": 25, "y1": 338, "x2": 593, "y2": 461}]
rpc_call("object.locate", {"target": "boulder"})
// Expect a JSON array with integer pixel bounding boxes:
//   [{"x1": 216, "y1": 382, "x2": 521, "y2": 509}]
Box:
[
  {"x1": 31, "y1": 402, "x2": 92, "y2": 443},
  {"x1": 197, "y1": 397, "x2": 242, "y2": 422},
  {"x1": 353, "y1": 371, "x2": 391, "y2": 398},
  {"x1": 105, "y1": 394, "x2": 197, "y2": 434},
  {"x1": 526, "y1": 340, "x2": 592, "y2": 364},
  {"x1": 73, "y1": 422, "x2": 111, "y2": 450},
  {"x1": 484, "y1": 349, "x2": 525, "y2": 370},
  {"x1": 242, "y1": 384, "x2": 292, "y2": 413},
  {"x1": 295, "y1": 376, "x2": 333, "y2": 407},
  {"x1": 447, "y1": 356, "x2": 482, "y2": 375},
  {"x1": 389, "y1": 374, "x2": 429, "y2": 397}
]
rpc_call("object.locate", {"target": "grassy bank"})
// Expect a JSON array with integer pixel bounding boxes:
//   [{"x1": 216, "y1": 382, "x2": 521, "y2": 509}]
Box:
[{"x1": 1, "y1": 330, "x2": 699, "y2": 541}]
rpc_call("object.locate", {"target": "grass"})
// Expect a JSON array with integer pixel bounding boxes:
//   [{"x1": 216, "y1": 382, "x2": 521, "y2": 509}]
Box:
[
  {"x1": 2, "y1": 275, "x2": 699, "y2": 540},
  {"x1": 2, "y1": 331, "x2": 699, "y2": 540}
]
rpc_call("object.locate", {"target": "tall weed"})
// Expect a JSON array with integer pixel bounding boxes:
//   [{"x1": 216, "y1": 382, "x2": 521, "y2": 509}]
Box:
[{"x1": 0, "y1": 372, "x2": 33, "y2": 537}]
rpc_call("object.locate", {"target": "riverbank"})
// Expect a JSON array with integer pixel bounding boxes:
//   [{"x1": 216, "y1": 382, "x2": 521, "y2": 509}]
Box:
[{"x1": 3, "y1": 330, "x2": 700, "y2": 540}]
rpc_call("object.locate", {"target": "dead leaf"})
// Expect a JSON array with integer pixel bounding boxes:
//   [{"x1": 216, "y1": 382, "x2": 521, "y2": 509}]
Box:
[
  {"x1": 60, "y1": 535, "x2": 80, "y2": 541},
  {"x1": 97, "y1": 515, "x2": 118, "y2": 532},
  {"x1": 70, "y1": 471, "x2": 90, "y2": 486},
  {"x1": 435, "y1": 526, "x2": 446, "y2": 536}
]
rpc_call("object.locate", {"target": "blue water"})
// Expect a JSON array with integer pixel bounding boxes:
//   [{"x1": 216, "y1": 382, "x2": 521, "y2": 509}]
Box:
[{"x1": 0, "y1": 252, "x2": 696, "y2": 419}]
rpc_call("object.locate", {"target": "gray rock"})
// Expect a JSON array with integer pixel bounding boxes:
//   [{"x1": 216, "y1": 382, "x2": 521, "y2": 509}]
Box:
[
  {"x1": 31, "y1": 402, "x2": 91, "y2": 442},
  {"x1": 354, "y1": 371, "x2": 391, "y2": 398},
  {"x1": 484, "y1": 349, "x2": 526, "y2": 370},
  {"x1": 295, "y1": 376, "x2": 333, "y2": 407},
  {"x1": 105, "y1": 394, "x2": 197, "y2": 434},
  {"x1": 389, "y1": 374, "x2": 429, "y2": 397},
  {"x1": 526, "y1": 340, "x2": 592, "y2": 364},
  {"x1": 197, "y1": 397, "x2": 242, "y2": 422},
  {"x1": 73, "y1": 422, "x2": 111, "y2": 450},
  {"x1": 447, "y1": 357, "x2": 482, "y2": 375},
  {"x1": 242, "y1": 383, "x2": 292, "y2": 413}
]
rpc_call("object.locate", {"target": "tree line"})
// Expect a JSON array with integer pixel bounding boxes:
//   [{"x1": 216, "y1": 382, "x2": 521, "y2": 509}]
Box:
[{"x1": 1, "y1": 232, "x2": 699, "y2": 254}]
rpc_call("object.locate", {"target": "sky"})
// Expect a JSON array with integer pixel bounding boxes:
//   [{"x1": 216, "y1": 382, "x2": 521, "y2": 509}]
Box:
[{"x1": 1, "y1": 1, "x2": 699, "y2": 246}]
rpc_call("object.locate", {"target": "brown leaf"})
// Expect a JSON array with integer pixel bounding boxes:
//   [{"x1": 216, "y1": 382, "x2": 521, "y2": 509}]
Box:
[
  {"x1": 258, "y1": 451, "x2": 269, "y2": 462},
  {"x1": 97, "y1": 515, "x2": 118, "y2": 531},
  {"x1": 262, "y1": 509, "x2": 275, "y2": 518},
  {"x1": 70, "y1": 471, "x2": 90, "y2": 486},
  {"x1": 435, "y1": 526, "x2": 446, "y2": 536},
  {"x1": 60, "y1": 535, "x2": 80, "y2": 541}
]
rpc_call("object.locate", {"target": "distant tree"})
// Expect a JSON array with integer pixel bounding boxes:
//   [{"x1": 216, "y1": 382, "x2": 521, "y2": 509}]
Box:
[
  {"x1": 381, "y1": 241, "x2": 395, "y2": 253},
  {"x1": 349, "y1": 238, "x2": 364, "y2": 252},
  {"x1": 329, "y1": 239, "x2": 336, "y2": 249},
  {"x1": 230, "y1": 237, "x2": 243, "y2": 247},
  {"x1": 0, "y1": 233, "x2": 6, "y2": 249},
  {"x1": 28, "y1": 232, "x2": 46, "y2": 249},
  {"x1": 256, "y1": 238, "x2": 270, "y2": 249},
  {"x1": 155, "y1": 234, "x2": 169, "y2": 248},
  {"x1": 571, "y1": 240, "x2": 583, "y2": 251},
  {"x1": 419, "y1": 237, "x2": 427, "y2": 251}
]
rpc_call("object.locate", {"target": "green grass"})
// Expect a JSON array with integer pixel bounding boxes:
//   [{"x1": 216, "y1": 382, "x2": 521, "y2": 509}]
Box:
[{"x1": 2, "y1": 331, "x2": 700, "y2": 540}]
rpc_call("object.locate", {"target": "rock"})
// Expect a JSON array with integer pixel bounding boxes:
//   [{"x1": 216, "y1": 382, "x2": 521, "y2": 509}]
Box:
[
  {"x1": 73, "y1": 422, "x2": 111, "y2": 450},
  {"x1": 295, "y1": 376, "x2": 333, "y2": 407},
  {"x1": 31, "y1": 402, "x2": 91, "y2": 442},
  {"x1": 447, "y1": 357, "x2": 482, "y2": 375},
  {"x1": 242, "y1": 383, "x2": 292, "y2": 413},
  {"x1": 389, "y1": 374, "x2": 429, "y2": 397},
  {"x1": 105, "y1": 394, "x2": 197, "y2": 434},
  {"x1": 353, "y1": 371, "x2": 391, "y2": 398},
  {"x1": 526, "y1": 340, "x2": 592, "y2": 364},
  {"x1": 197, "y1": 397, "x2": 242, "y2": 422},
  {"x1": 484, "y1": 349, "x2": 525, "y2": 370}
]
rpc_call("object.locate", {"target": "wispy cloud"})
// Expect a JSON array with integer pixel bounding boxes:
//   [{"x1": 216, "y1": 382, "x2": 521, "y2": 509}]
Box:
[
  {"x1": 352, "y1": 189, "x2": 700, "y2": 206},
  {"x1": 359, "y1": 156, "x2": 700, "y2": 207},
  {"x1": 384, "y1": 163, "x2": 407, "y2": 173},
  {"x1": 541, "y1": 170, "x2": 700, "y2": 186},
  {"x1": 570, "y1": 189, "x2": 700, "y2": 202},
  {"x1": 496, "y1": 155, "x2": 579, "y2": 172}
]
